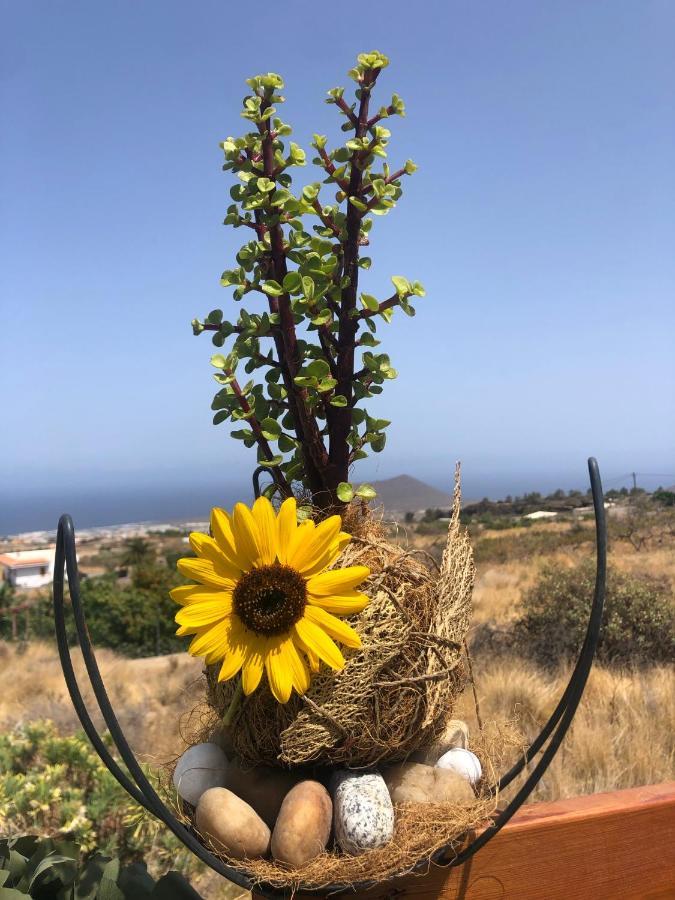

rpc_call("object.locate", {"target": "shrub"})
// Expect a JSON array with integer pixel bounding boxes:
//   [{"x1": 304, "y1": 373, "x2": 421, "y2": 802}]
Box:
[
  {"x1": 472, "y1": 523, "x2": 594, "y2": 565},
  {"x1": 75, "y1": 573, "x2": 185, "y2": 657},
  {"x1": 515, "y1": 562, "x2": 675, "y2": 668},
  {"x1": 0, "y1": 721, "x2": 199, "y2": 891},
  {"x1": 0, "y1": 834, "x2": 201, "y2": 898},
  {"x1": 0, "y1": 563, "x2": 187, "y2": 656}
]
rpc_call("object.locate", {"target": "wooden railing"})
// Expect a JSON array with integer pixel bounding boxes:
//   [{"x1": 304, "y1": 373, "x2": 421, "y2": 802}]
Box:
[{"x1": 351, "y1": 783, "x2": 675, "y2": 899}]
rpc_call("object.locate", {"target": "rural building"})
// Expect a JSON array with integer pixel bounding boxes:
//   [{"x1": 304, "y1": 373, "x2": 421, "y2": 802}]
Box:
[
  {"x1": 0, "y1": 547, "x2": 56, "y2": 588},
  {"x1": 523, "y1": 510, "x2": 558, "y2": 520}
]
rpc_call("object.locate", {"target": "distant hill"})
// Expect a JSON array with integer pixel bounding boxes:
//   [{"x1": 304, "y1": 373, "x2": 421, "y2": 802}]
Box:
[{"x1": 363, "y1": 475, "x2": 452, "y2": 514}]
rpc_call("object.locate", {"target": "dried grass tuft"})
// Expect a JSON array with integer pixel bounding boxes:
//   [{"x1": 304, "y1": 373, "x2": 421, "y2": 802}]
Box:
[
  {"x1": 159, "y1": 718, "x2": 521, "y2": 891},
  {"x1": 205, "y1": 467, "x2": 475, "y2": 768}
]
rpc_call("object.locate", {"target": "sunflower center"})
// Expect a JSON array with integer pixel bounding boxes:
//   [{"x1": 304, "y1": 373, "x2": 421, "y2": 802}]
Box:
[{"x1": 233, "y1": 563, "x2": 307, "y2": 636}]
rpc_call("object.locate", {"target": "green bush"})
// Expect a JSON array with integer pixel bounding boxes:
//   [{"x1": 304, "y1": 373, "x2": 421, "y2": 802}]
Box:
[
  {"x1": 515, "y1": 562, "x2": 675, "y2": 667},
  {"x1": 472, "y1": 524, "x2": 594, "y2": 565},
  {"x1": 0, "y1": 721, "x2": 192, "y2": 869},
  {"x1": 0, "y1": 564, "x2": 186, "y2": 657},
  {"x1": 0, "y1": 834, "x2": 202, "y2": 898},
  {"x1": 76, "y1": 570, "x2": 185, "y2": 657}
]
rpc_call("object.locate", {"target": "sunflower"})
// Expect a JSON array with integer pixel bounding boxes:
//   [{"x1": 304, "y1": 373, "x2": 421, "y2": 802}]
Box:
[{"x1": 170, "y1": 497, "x2": 370, "y2": 704}]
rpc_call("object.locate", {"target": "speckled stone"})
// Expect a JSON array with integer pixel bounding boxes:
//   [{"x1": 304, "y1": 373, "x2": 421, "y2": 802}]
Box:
[{"x1": 331, "y1": 770, "x2": 394, "y2": 855}]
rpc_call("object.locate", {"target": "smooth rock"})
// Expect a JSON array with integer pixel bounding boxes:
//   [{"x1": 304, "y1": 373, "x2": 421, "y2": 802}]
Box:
[
  {"x1": 331, "y1": 770, "x2": 394, "y2": 855},
  {"x1": 435, "y1": 748, "x2": 482, "y2": 785},
  {"x1": 196, "y1": 787, "x2": 270, "y2": 859},
  {"x1": 411, "y1": 720, "x2": 470, "y2": 765},
  {"x1": 224, "y1": 761, "x2": 302, "y2": 829},
  {"x1": 172, "y1": 743, "x2": 229, "y2": 807},
  {"x1": 271, "y1": 780, "x2": 332, "y2": 866},
  {"x1": 383, "y1": 762, "x2": 474, "y2": 804}
]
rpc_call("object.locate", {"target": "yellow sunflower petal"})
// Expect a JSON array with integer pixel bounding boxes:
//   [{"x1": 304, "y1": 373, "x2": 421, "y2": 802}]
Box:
[
  {"x1": 189, "y1": 532, "x2": 241, "y2": 580},
  {"x1": 216, "y1": 618, "x2": 248, "y2": 681},
  {"x1": 306, "y1": 566, "x2": 370, "y2": 596},
  {"x1": 232, "y1": 502, "x2": 263, "y2": 569},
  {"x1": 303, "y1": 604, "x2": 362, "y2": 649},
  {"x1": 176, "y1": 557, "x2": 236, "y2": 589},
  {"x1": 187, "y1": 616, "x2": 234, "y2": 659},
  {"x1": 211, "y1": 507, "x2": 249, "y2": 571},
  {"x1": 241, "y1": 638, "x2": 265, "y2": 695},
  {"x1": 296, "y1": 546, "x2": 339, "y2": 578},
  {"x1": 285, "y1": 519, "x2": 313, "y2": 562},
  {"x1": 175, "y1": 593, "x2": 233, "y2": 627},
  {"x1": 265, "y1": 640, "x2": 293, "y2": 703},
  {"x1": 307, "y1": 590, "x2": 370, "y2": 615},
  {"x1": 276, "y1": 497, "x2": 297, "y2": 564},
  {"x1": 294, "y1": 617, "x2": 345, "y2": 671},
  {"x1": 170, "y1": 586, "x2": 230, "y2": 606},
  {"x1": 283, "y1": 638, "x2": 310, "y2": 695},
  {"x1": 288, "y1": 515, "x2": 342, "y2": 575},
  {"x1": 170, "y1": 585, "x2": 202, "y2": 606},
  {"x1": 302, "y1": 645, "x2": 321, "y2": 673},
  {"x1": 334, "y1": 531, "x2": 351, "y2": 554},
  {"x1": 251, "y1": 496, "x2": 278, "y2": 565}
]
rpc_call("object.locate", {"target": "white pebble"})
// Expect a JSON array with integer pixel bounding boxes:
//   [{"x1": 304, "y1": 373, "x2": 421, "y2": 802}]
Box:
[
  {"x1": 435, "y1": 748, "x2": 482, "y2": 785},
  {"x1": 331, "y1": 770, "x2": 394, "y2": 855},
  {"x1": 173, "y1": 742, "x2": 229, "y2": 807}
]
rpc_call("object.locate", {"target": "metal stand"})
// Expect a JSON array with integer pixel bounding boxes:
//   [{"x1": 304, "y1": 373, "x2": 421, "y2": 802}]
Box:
[{"x1": 52, "y1": 458, "x2": 607, "y2": 898}]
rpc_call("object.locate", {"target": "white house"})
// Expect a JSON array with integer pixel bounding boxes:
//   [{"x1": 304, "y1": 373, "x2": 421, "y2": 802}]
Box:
[{"x1": 0, "y1": 547, "x2": 56, "y2": 589}]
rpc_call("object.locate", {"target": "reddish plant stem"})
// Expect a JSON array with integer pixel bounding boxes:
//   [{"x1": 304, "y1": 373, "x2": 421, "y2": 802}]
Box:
[
  {"x1": 326, "y1": 71, "x2": 380, "y2": 498},
  {"x1": 366, "y1": 105, "x2": 394, "y2": 128},
  {"x1": 334, "y1": 95, "x2": 358, "y2": 127},
  {"x1": 357, "y1": 292, "x2": 403, "y2": 322},
  {"x1": 258, "y1": 100, "x2": 331, "y2": 503},
  {"x1": 228, "y1": 374, "x2": 290, "y2": 494},
  {"x1": 361, "y1": 167, "x2": 408, "y2": 198},
  {"x1": 311, "y1": 198, "x2": 341, "y2": 238},
  {"x1": 316, "y1": 146, "x2": 350, "y2": 192}
]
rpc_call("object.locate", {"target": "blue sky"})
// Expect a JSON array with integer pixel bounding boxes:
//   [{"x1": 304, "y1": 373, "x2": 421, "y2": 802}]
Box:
[{"x1": 1, "y1": 0, "x2": 674, "y2": 528}]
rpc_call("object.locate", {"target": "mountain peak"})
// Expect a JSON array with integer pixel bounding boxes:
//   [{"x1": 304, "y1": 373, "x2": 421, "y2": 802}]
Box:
[{"x1": 363, "y1": 474, "x2": 452, "y2": 514}]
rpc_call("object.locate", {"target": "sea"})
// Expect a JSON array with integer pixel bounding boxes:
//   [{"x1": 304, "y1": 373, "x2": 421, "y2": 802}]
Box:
[{"x1": 0, "y1": 483, "x2": 247, "y2": 540}]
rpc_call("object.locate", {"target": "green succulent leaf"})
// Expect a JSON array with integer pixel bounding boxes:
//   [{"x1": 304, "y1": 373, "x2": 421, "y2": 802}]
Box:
[
  {"x1": 336, "y1": 482, "x2": 354, "y2": 502},
  {"x1": 355, "y1": 483, "x2": 377, "y2": 500},
  {"x1": 391, "y1": 275, "x2": 411, "y2": 297},
  {"x1": 262, "y1": 280, "x2": 284, "y2": 296}
]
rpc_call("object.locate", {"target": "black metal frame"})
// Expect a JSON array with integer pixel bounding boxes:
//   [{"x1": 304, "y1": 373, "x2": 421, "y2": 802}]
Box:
[{"x1": 52, "y1": 458, "x2": 607, "y2": 898}]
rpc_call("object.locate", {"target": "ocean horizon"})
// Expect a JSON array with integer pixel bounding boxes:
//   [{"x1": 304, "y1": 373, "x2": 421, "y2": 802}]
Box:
[{"x1": 0, "y1": 483, "x2": 246, "y2": 538}]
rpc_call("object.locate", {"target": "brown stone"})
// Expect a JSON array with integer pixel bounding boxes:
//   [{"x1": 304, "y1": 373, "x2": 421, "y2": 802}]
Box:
[
  {"x1": 223, "y1": 761, "x2": 302, "y2": 829},
  {"x1": 383, "y1": 761, "x2": 474, "y2": 804},
  {"x1": 195, "y1": 787, "x2": 270, "y2": 859},
  {"x1": 271, "y1": 780, "x2": 332, "y2": 867}
]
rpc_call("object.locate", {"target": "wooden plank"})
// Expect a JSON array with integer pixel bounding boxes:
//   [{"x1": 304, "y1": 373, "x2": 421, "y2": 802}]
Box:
[{"x1": 351, "y1": 782, "x2": 675, "y2": 900}]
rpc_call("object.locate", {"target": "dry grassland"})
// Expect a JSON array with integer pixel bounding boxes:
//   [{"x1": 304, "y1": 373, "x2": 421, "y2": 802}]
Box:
[{"x1": 0, "y1": 522, "x2": 672, "y2": 897}]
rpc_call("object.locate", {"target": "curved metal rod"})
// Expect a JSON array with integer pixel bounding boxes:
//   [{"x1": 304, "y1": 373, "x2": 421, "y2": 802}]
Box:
[
  {"x1": 53, "y1": 519, "x2": 152, "y2": 810},
  {"x1": 431, "y1": 455, "x2": 607, "y2": 869},
  {"x1": 493, "y1": 455, "x2": 607, "y2": 793},
  {"x1": 52, "y1": 456, "x2": 606, "y2": 899},
  {"x1": 53, "y1": 517, "x2": 256, "y2": 894},
  {"x1": 252, "y1": 465, "x2": 266, "y2": 500}
]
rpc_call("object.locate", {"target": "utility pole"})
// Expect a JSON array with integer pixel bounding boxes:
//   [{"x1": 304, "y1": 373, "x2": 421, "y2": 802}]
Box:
[{"x1": 632, "y1": 472, "x2": 637, "y2": 491}]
